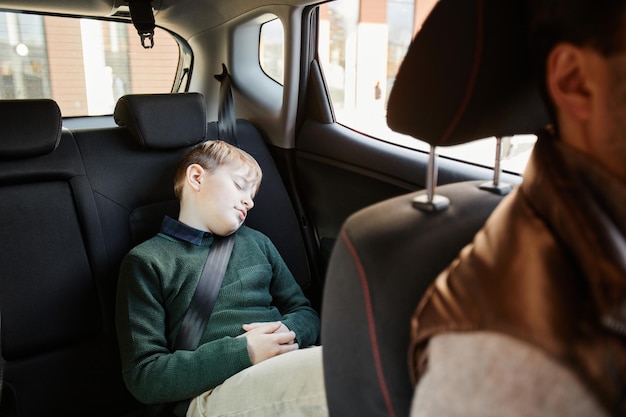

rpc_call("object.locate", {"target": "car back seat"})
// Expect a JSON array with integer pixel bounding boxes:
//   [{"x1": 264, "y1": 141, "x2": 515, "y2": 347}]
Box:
[{"x1": 0, "y1": 93, "x2": 312, "y2": 416}]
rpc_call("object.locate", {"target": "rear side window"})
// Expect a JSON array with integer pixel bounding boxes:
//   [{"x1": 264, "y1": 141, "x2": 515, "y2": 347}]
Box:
[
  {"x1": 317, "y1": 1, "x2": 536, "y2": 175},
  {"x1": 260, "y1": 17, "x2": 284, "y2": 85},
  {"x1": 0, "y1": 12, "x2": 180, "y2": 117}
]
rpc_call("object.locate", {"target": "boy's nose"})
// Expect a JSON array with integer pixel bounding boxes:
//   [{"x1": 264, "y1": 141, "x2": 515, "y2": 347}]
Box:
[{"x1": 242, "y1": 196, "x2": 254, "y2": 209}]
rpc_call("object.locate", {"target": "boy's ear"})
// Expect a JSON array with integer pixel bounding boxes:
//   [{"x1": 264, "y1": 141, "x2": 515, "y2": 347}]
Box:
[
  {"x1": 186, "y1": 164, "x2": 204, "y2": 191},
  {"x1": 546, "y1": 43, "x2": 593, "y2": 121}
]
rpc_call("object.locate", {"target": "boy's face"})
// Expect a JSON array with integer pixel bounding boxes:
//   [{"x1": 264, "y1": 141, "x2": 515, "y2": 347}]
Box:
[{"x1": 196, "y1": 163, "x2": 256, "y2": 236}]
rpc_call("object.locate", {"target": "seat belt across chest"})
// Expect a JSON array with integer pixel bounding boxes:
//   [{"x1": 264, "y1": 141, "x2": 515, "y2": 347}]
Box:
[{"x1": 174, "y1": 233, "x2": 236, "y2": 351}]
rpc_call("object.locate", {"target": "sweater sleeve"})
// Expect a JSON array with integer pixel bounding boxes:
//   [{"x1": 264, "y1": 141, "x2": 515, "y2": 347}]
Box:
[
  {"x1": 116, "y1": 253, "x2": 252, "y2": 405},
  {"x1": 264, "y1": 239, "x2": 320, "y2": 347}
]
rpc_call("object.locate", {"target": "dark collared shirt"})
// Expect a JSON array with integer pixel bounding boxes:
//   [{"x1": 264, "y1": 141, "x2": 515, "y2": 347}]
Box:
[{"x1": 160, "y1": 215, "x2": 210, "y2": 246}]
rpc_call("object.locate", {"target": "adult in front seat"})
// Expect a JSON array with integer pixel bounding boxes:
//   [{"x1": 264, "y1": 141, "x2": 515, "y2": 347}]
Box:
[
  {"x1": 116, "y1": 140, "x2": 327, "y2": 417},
  {"x1": 409, "y1": 1, "x2": 626, "y2": 416}
]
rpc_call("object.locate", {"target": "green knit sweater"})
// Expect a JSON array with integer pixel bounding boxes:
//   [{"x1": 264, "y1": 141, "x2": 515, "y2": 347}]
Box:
[{"x1": 116, "y1": 221, "x2": 319, "y2": 414}]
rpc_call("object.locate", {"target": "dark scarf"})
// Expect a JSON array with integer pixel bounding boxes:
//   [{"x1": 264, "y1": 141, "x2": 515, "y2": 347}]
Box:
[{"x1": 525, "y1": 131, "x2": 626, "y2": 337}]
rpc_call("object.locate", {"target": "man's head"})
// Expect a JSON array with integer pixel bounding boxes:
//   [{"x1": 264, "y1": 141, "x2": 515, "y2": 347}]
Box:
[
  {"x1": 175, "y1": 140, "x2": 262, "y2": 236},
  {"x1": 529, "y1": 1, "x2": 626, "y2": 84},
  {"x1": 528, "y1": 0, "x2": 626, "y2": 179}
]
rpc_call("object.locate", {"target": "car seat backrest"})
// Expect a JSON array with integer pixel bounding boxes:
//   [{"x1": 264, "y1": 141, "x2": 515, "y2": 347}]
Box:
[
  {"x1": 0, "y1": 99, "x2": 135, "y2": 417},
  {"x1": 322, "y1": 181, "x2": 505, "y2": 416},
  {"x1": 74, "y1": 93, "x2": 207, "y2": 277},
  {"x1": 76, "y1": 92, "x2": 310, "y2": 290},
  {"x1": 321, "y1": 1, "x2": 551, "y2": 416}
]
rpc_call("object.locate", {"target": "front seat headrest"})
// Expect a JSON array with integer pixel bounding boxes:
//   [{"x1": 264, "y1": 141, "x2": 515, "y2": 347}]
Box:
[{"x1": 387, "y1": 0, "x2": 551, "y2": 147}]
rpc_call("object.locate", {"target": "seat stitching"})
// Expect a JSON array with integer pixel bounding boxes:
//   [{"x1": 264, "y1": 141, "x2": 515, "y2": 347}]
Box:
[{"x1": 341, "y1": 228, "x2": 396, "y2": 417}]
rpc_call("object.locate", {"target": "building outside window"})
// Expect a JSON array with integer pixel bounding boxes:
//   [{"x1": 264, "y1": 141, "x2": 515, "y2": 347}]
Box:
[
  {"x1": 0, "y1": 12, "x2": 179, "y2": 117},
  {"x1": 318, "y1": 0, "x2": 536, "y2": 174}
]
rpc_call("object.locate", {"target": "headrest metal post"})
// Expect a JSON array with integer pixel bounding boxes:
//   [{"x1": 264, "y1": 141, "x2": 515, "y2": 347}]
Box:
[
  {"x1": 426, "y1": 144, "x2": 437, "y2": 201},
  {"x1": 480, "y1": 136, "x2": 513, "y2": 195},
  {"x1": 413, "y1": 145, "x2": 450, "y2": 212},
  {"x1": 494, "y1": 137, "x2": 502, "y2": 186}
]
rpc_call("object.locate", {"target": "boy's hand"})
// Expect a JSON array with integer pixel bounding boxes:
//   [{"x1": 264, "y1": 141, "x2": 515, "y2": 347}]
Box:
[
  {"x1": 243, "y1": 321, "x2": 292, "y2": 337},
  {"x1": 238, "y1": 322, "x2": 298, "y2": 364}
]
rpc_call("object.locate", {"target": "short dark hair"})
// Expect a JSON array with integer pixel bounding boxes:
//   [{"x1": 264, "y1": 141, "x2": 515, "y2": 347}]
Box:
[{"x1": 528, "y1": 0, "x2": 626, "y2": 116}]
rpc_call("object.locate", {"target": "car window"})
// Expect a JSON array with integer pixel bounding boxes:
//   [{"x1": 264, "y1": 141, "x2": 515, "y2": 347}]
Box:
[
  {"x1": 260, "y1": 17, "x2": 284, "y2": 85},
  {"x1": 0, "y1": 11, "x2": 180, "y2": 117},
  {"x1": 317, "y1": 1, "x2": 536, "y2": 175}
]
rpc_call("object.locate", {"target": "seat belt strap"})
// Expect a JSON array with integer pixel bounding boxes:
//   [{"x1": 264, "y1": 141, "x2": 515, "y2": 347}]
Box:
[
  {"x1": 174, "y1": 234, "x2": 236, "y2": 351},
  {"x1": 148, "y1": 235, "x2": 235, "y2": 417},
  {"x1": 214, "y1": 64, "x2": 238, "y2": 146}
]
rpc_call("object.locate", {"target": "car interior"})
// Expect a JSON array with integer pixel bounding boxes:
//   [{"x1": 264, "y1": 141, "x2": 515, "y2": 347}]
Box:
[{"x1": 0, "y1": 0, "x2": 547, "y2": 416}]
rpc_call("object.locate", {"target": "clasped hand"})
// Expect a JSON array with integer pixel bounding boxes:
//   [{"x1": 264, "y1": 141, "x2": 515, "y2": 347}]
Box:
[{"x1": 237, "y1": 321, "x2": 298, "y2": 365}]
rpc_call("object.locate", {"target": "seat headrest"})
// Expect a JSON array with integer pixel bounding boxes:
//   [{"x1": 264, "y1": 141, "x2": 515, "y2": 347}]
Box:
[
  {"x1": 387, "y1": 0, "x2": 551, "y2": 147},
  {"x1": 114, "y1": 93, "x2": 207, "y2": 149},
  {"x1": 0, "y1": 99, "x2": 62, "y2": 159}
]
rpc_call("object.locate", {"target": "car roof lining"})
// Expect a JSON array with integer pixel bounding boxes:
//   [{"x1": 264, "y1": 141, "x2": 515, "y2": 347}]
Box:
[{"x1": 0, "y1": 0, "x2": 317, "y2": 37}]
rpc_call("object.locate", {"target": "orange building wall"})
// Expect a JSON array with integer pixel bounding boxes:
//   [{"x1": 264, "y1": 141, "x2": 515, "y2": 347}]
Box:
[
  {"x1": 44, "y1": 15, "x2": 88, "y2": 117},
  {"x1": 360, "y1": 0, "x2": 387, "y2": 24},
  {"x1": 127, "y1": 26, "x2": 180, "y2": 94},
  {"x1": 43, "y1": 16, "x2": 179, "y2": 116}
]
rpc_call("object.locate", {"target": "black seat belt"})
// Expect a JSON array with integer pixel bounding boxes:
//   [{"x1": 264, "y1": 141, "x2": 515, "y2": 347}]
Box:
[
  {"x1": 174, "y1": 234, "x2": 236, "y2": 351},
  {"x1": 148, "y1": 234, "x2": 235, "y2": 417},
  {"x1": 214, "y1": 64, "x2": 238, "y2": 146}
]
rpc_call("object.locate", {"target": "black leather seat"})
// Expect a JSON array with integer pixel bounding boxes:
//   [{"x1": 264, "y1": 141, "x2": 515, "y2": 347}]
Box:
[{"x1": 321, "y1": 1, "x2": 550, "y2": 416}]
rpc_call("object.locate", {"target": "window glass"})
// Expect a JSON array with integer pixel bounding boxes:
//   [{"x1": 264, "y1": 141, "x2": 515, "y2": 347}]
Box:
[
  {"x1": 318, "y1": 1, "x2": 536, "y2": 174},
  {"x1": 0, "y1": 12, "x2": 180, "y2": 117},
  {"x1": 260, "y1": 17, "x2": 284, "y2": 85}
]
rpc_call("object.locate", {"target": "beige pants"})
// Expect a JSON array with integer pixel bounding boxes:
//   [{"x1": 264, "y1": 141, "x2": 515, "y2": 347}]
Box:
[{"x1": 187, "y1": 346, "x2": 328, "y2": 417}]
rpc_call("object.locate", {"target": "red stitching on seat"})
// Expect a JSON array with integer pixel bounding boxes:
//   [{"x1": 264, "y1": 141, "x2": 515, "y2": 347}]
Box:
[
  {"x1": 440, "y1": 0, "x2": 484, "y2": 145},
  {"x1": 341, "y1": 229, "x2": 396, "y2": 417}
]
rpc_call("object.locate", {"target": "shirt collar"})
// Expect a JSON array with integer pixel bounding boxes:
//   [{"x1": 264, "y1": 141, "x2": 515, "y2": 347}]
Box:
[{"x1": 160, "y1": 215, "x2": 211, "y2": 246}]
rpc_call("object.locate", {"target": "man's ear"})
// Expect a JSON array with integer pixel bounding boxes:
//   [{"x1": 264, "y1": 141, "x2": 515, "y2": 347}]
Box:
[
  {"x1": 546, "y1": 43, "x2": 593, "y2": 121},
  {"x1": 186, "y1": 164, "x2": 204, "y2": 191}
]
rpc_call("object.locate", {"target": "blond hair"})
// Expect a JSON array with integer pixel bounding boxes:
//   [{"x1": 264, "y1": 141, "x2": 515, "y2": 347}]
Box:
[{"x1": 174, "y1": 140, "x2": 262, "y2": 199}]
